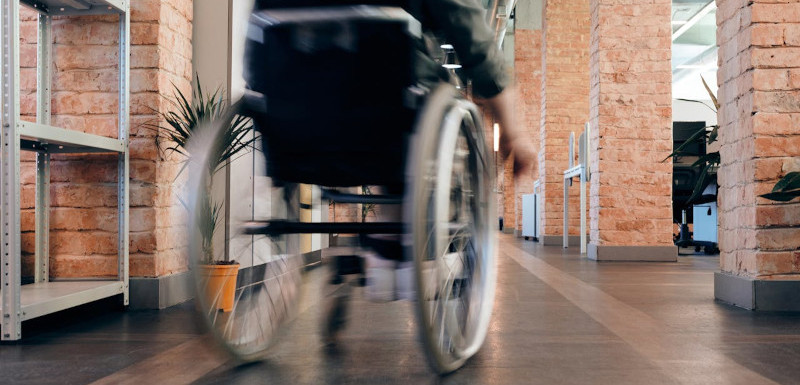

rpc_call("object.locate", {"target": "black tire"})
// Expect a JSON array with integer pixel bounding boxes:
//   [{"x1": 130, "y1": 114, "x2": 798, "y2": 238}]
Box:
[{"x1": 407, "y1": 85, "x2": 497, "y2": 374}]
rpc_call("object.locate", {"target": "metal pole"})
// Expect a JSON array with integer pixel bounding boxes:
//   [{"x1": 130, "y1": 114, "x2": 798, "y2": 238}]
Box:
[
  {"x1": 580, "y1": 171, "x2": 586, "y2": 254},
  {"x1": 563, "y1": 178, "x2": 568, "y2": 249},
  {"x1": 34, "y1": 13, "x2": 51, "y2": 283},
  {"x1": 117, "y1": 9, "x2": 130, "y2": 306},
  {"x1": 2, "y1": 0, "x2": 23, "y2": 340}
]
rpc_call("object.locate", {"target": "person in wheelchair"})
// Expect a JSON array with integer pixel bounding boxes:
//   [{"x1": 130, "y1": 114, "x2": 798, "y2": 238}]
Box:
[
  {"x1": 248, "y1": 0, "x2": 536, "y2": 178},
  {"x1": 186, "y1": 0, "x2": 535, "y2": 374},
  {"x1": 247, "y1": 0, "x2": 535, "y2": 344}
]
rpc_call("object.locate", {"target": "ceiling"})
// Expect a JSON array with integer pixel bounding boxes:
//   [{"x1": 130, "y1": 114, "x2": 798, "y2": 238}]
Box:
[{"x1": 671, "y1": 0, "x2": 718, "y2": 101}]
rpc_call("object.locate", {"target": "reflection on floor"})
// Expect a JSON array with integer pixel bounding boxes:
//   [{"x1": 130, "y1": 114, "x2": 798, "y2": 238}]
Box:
[{"x1": 3, "y1": 234, "x2": 800, "y2": 385}]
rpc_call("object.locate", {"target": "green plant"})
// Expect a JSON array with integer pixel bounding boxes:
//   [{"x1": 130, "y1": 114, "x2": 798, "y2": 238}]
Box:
[
  {"x1": 665, "y1": 76, "x2": 720, "y2": 204},
  {"x1": 150, "y1": 76, "x2": 255, "y2": 264},
  {"x1": 761, "y1": 172, "x2": 800, "y2": 202}
]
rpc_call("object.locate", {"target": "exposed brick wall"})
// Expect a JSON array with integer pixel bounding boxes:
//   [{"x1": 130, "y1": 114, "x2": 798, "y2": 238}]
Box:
[
  {"x1": 540, "y1": 0, "x2": 590, "y2": 237},
  {"x1": 513, "y1": 29, "x2": 542, "y2": 232},
  {"x1": 19, "y1": 1, "x2": 192, "y2": 280},
  {"x1": 717, "y1": 0, "x2": 800, "y2": 278},
  {"x1": 587, "y1": 0, "x2": 673, "y2": 247}
]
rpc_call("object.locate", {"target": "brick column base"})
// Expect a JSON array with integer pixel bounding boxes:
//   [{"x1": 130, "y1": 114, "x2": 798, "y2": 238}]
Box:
[
  {"x1": 715, "y1": 273, "x2": 800, "y2": 311},
  {"x1": 588, "y1": 244, "x2": 677, "y2": 262}
]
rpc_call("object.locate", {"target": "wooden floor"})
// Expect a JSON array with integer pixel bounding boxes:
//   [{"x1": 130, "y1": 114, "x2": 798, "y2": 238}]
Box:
[{"x1": 3, "y1": 234, "x2": 800, "y2": 384}]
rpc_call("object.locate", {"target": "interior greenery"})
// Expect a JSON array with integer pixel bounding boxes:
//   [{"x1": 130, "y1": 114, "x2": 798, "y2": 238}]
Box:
[
  {"x1": 666, "y1": 76, "x2": 719, "y2": 204},
  {"x1": 150, "y1": 76, "x2": 256, "y2": 264}
]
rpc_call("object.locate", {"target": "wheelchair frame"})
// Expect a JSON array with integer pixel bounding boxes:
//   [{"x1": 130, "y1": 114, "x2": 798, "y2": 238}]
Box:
[{"x1": 184, "y1": 6, "x2": 497, "y2": 375}]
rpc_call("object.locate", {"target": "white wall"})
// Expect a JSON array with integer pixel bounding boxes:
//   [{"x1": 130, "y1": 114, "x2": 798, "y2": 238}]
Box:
[
  {"x1": 673, "y1": 99, "x2": 717, "y2": 126},
  {"x1": 193, "y1": 0, "x2": 231, "y2": 92},
  {"x1": 195, "y1": 1, "x2": 327, "y2": 267}
]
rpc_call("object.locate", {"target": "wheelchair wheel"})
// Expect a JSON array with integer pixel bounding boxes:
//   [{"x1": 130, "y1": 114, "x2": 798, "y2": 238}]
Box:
[
  {"x1": 184, "y1": 101, "x2": 304, "y2": 361},
  {"x1": 408, "y1": 85, "x2": 497, "y2": 374}
]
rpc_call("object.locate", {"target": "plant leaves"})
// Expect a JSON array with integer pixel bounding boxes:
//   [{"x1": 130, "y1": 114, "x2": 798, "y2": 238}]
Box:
[
  {"x1": 772, "y1": 172, "x2": 800, "y2": 193},
  {"x1": 663, "y1": 125, "x2": 712, "y2": 162},
  {"x1": 687, "y1": 162, "x2": 715, "y2": 204},
  {"x1": 675, "y1": 98, "x2": 717, "y2": 114},
  {"x1": 690, "y1": 152, "x2": 720, "y2": 169},
  {"x1": 708, "y1": 125, "x2": 718, "y2": 144},
  {"x1": 760, "y1": 190, "x2": 800, "y2": 202},
  {"x1": 701, "y1": 75, "x2": 719, "y2": 111}
]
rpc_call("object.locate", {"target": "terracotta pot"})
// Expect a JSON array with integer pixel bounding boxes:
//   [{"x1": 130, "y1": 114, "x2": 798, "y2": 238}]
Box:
[{"x1": 199, "y1": 264, "x2": 239, "y2": 312}]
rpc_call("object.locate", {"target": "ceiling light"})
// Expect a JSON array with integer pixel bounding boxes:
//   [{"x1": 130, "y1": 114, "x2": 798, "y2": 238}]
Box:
[
  {"x1": 440, "y1": 44, "x2": 454, "y2": 49},
  {"x1": 443, "y1": 64, "x2": 462, "y2": 69}
]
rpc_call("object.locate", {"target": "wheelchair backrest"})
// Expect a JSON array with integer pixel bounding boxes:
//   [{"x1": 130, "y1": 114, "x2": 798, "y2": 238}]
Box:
[
  {"x1": 244, "y1": 6, "x2": 420, "y2": 117},
  {"x1": 243, "y1": 5, "x2": 422, "y2": 187}
]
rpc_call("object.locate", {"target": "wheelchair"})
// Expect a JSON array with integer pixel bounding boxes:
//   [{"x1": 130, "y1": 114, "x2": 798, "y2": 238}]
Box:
[{"x1": 184, "y1": 5, "x2": 497, "y2": 374}]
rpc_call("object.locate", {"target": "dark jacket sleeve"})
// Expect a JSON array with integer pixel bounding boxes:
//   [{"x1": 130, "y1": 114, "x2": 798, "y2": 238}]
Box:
[{"x1": 425, "y1": 0, "x2": 509, "y2": 98}]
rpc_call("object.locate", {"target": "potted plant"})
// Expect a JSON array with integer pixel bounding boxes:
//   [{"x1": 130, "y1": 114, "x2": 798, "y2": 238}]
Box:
[{"x1": 151, "y1": 76, "x2": 255, "y2": 312}]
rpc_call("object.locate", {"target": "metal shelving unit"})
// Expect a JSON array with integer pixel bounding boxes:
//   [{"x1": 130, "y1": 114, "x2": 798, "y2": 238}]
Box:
[{"x1": 1, "y1": 0, "x2": 129, "y2": 340}]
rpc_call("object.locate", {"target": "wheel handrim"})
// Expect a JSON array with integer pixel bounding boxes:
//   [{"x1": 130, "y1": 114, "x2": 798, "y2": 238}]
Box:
[{"x1": 411, "y1": 86, "x2": 497, "y2": 373}]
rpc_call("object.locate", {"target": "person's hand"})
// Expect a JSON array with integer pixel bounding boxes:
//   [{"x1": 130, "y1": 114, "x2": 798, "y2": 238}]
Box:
[{"x1": 509, "y1": 137, "x2": 536, "y2": 178}]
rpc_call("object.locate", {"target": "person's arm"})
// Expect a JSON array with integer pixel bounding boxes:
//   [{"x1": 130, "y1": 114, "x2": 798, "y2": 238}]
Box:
[
  {"x1": 484, "y1": 85, "x2": 536, "y2": 177},
  {"x1": 425, "y1": 0, "x2": 535, "y2": 177}
]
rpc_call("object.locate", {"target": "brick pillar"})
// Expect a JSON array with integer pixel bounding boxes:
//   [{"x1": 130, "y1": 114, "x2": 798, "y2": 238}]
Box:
[
  {"x1": 512, "y1": 9, "x2": 543, "y2": 234},
  {"x1": 539, "y1": 0, "x2": 590, "y2": 245},
  {"x1": 502, "y1": 155, "x2": 514, "y2": 231},
  {"x1": 19, "y1": 1, "x2": 193, "y2": 308},
  {"x1": 586, "y1": 0, "x2": 675, "y2": 261},
  {"x1": 714, "y1": 0, "x2": 800, "y2": 310}
]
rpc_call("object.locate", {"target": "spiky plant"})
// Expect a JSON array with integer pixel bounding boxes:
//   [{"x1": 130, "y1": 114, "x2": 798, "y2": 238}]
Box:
[
  {"x1": 664, "y1": 76, "x2": 720, "y2": 204},
  {"x1": 150, "y1": 76, "x2": 256, "y2": 264}
]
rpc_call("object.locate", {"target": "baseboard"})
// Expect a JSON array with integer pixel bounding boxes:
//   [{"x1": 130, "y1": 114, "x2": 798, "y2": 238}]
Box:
[
  {"x1": 715, "y1": 272, "x2": 800, "y2": 311},
  {"x1": 130, "y1": 271, "x2": 192, "y2": 310},
  {"x1": 541, "y1": 235, "x2": 581, "y2": 246},
  {"x1": 502, "y1": 227, "x2": 516, "y2": 234},
  {"x1": 588, "y1": 244, "x2": 677, "y2": 262},
  {"x1": 130, "y1": 249, "x2": 325, "y2": 310}
]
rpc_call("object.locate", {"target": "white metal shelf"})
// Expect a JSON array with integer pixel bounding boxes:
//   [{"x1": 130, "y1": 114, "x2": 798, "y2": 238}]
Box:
[
  {"x1": 20, "y1": 121, "x2": 126, "y2": 153},
  {"x1": 21, "y1": 0, "x2": 126, "y2": 15},
  {"x1": 0, "y1": 281, "x2": 124, "y2": 320},
  {"x1": 1, "y1": 0, "x2": 130, "y2": 340}
]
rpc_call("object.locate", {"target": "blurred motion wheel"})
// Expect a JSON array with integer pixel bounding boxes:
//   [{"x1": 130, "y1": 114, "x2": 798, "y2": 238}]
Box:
[
  {"x1": 184, "y1": 101, "x2": 304, "y2": 361},
  {"x1": 408, "y1": 85, "x2": 497, "y2": 374}
]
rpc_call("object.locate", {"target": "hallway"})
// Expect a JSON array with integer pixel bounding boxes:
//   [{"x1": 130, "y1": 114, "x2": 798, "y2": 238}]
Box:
[{"x1": 3, "y1": 235, "x2": 800, "y2": 384}]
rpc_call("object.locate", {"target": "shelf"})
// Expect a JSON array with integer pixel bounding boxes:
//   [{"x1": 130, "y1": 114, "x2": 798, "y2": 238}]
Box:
[
  {"x1": 22, "y1": 0, "x2": 126, "y2": 16},
  {"x1": 1, "y1": 0, "x2": 129, "y2": 340},
  {"x1": 19, "y1": 121, "x2": 126, "y2": 153},
  {"x1": 563, "y1": 165, "x2": 584, "y2": 179},
  {"x1": 1, "y1": 281, "x2": 124, "y2": 321}
]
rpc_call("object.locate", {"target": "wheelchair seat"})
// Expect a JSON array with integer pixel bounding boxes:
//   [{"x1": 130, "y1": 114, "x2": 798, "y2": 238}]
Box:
[{"x1": 244, "y1": 6, "x2": 423, "y2": 186}]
